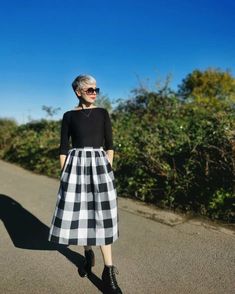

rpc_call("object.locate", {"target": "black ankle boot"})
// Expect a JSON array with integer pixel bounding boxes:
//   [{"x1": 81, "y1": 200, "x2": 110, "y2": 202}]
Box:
[
  {"x1": 84, "y1": 249, "x2": 95, "y2": 277},
  {"x1": 102, "y1": 265, "x2": 123, "y2": 294}
]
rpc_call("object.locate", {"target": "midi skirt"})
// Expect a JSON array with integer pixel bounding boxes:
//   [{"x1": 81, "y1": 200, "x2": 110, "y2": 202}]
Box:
[{"x1": 48, "y1": 147, "x2": 119, "y2": 246}]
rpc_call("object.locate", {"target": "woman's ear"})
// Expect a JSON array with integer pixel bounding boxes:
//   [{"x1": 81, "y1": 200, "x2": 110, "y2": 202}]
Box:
[{"x1": 75, "y1": 90, "x2": 82, "y2": 98}]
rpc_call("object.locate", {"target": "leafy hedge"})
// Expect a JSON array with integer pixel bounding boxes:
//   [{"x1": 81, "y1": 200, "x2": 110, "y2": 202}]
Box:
[
  {"x1": 3, "y1": 119, "x2": 61, "y2": 178},
  {"x1": 0, "y1": 68, "x2": 234, "y2": 222},
  {"x1": 112, "y1": 90, "x2": 234, "y2": 222}
]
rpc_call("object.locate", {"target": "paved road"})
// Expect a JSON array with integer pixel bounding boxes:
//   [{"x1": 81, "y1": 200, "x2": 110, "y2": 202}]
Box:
[{"x1": 0, "y1": 159, "x2": 234, "y2": 294}]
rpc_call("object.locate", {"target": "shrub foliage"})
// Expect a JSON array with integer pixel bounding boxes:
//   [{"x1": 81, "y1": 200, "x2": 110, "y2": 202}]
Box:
[{"x1": 0, "y1": 68, "x2": 234, "y2": 222}]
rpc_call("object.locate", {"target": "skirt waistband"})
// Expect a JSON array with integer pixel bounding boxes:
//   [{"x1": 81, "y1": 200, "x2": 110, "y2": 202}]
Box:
[{"x1": 69, "y1": 146, "x2": 104, "y2": 151}]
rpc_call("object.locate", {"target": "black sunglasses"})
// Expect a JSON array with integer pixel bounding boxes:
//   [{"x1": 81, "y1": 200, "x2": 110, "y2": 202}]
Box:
[{"x1": 83, "y1": 87, "x2": 100, "y2": 95}]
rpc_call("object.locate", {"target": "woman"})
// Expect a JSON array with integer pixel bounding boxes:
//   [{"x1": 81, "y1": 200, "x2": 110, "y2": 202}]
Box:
[{"x1": 48, "y1": 74, "x2": 122, "y2": 294}]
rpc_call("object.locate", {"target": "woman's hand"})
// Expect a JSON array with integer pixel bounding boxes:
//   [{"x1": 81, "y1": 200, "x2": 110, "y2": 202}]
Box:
[
  {"x1": 106, "y1": 150, "x2": 114, "y2": 167},
  {"x1": 60, "y1": 154, "x2": 67, "y2": 170}
]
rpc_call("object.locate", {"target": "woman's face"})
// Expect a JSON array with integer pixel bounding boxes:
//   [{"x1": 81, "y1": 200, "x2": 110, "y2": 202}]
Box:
[{"x1": 76, "y1": 82, "x2": 97, "y2": 104}]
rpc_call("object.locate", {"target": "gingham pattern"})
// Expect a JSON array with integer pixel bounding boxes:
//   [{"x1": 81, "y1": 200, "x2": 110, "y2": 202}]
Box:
[{"x1": 48, "y1": 147, "x2": 119, "y2": 246}]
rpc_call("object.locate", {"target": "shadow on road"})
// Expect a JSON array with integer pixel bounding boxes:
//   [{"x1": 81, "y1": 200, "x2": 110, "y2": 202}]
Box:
[{"x1": 0, "y1": 194, "x2": 104, "y2": 293}]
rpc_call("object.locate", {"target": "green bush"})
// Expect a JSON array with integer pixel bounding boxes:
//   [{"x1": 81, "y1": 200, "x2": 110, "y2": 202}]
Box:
[
  {"x1": 0, "y1": 68, "x2": 234, "y2": 222},
  {"x1": 3, "y1": 119, "x2": 61, "y2": 178},
  {"x1": 112, "y1": 86, "x2": 234, "y2": 221},
  {"x1": 208, "y1": 188, "x2": 235, "y2": 222},
  {"x1": 0, "y1": 118, "x2": 18, "y2": 157}
]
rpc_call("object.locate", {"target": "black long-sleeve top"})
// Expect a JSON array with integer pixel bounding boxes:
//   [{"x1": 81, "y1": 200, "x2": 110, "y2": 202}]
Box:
[{"x1": 59, "y1": 107, "x2": 114, "y2": 155}]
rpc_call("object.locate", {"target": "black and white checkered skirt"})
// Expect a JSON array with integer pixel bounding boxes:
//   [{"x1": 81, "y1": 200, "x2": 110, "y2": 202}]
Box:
[{"x1": 48, "y1": 147, "x2": 119, "y2": 246}]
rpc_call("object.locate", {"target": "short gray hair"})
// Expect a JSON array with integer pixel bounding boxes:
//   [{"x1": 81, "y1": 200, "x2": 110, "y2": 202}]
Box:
[{"x1": 72, "y1": 74, "x2": 96, "y2": 92}]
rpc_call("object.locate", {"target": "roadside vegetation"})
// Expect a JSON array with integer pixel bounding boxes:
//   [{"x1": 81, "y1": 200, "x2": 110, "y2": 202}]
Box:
[{"x1": 1, "y1": 68, "x2": 234, "y2": 222}]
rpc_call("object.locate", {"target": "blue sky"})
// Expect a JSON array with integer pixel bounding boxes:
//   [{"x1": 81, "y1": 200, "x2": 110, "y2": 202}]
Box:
[{"x1": 0, "y1": 0, "x2": 234, "y2": 124}]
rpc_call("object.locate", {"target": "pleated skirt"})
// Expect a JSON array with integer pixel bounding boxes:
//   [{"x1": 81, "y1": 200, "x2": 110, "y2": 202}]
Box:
[{"x1": 48, "y1": 147, "x2": 119, "y2": 246}]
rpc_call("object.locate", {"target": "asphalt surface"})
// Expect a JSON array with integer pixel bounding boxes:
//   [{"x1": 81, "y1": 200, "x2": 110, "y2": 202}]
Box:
[{"x1": 0, "y1": 159, "x2": 234, "y2": 294}]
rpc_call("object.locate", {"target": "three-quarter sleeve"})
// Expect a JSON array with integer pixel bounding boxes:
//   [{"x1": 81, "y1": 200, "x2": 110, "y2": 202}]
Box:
[
  {"x1": 104, "y1": 109, "x2": 114, "y2": 150},
  {"x1": 59, "y1": 112, "x2": 71, "y2": 155}
]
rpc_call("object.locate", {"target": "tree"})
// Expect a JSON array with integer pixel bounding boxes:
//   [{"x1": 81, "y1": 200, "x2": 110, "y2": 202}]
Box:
[
  {"x1": 178, "y1": 68, "x2": 235, "y2": 107},
  {"x1": 94, "y1": 93, "x2": 113, "y2": 112},
  {"x1": 42, "y1": 105, "x2": 61, "y2": 119},
  {"x1": 178, "y1": 67, "x2": 235, "y2": 199}
]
